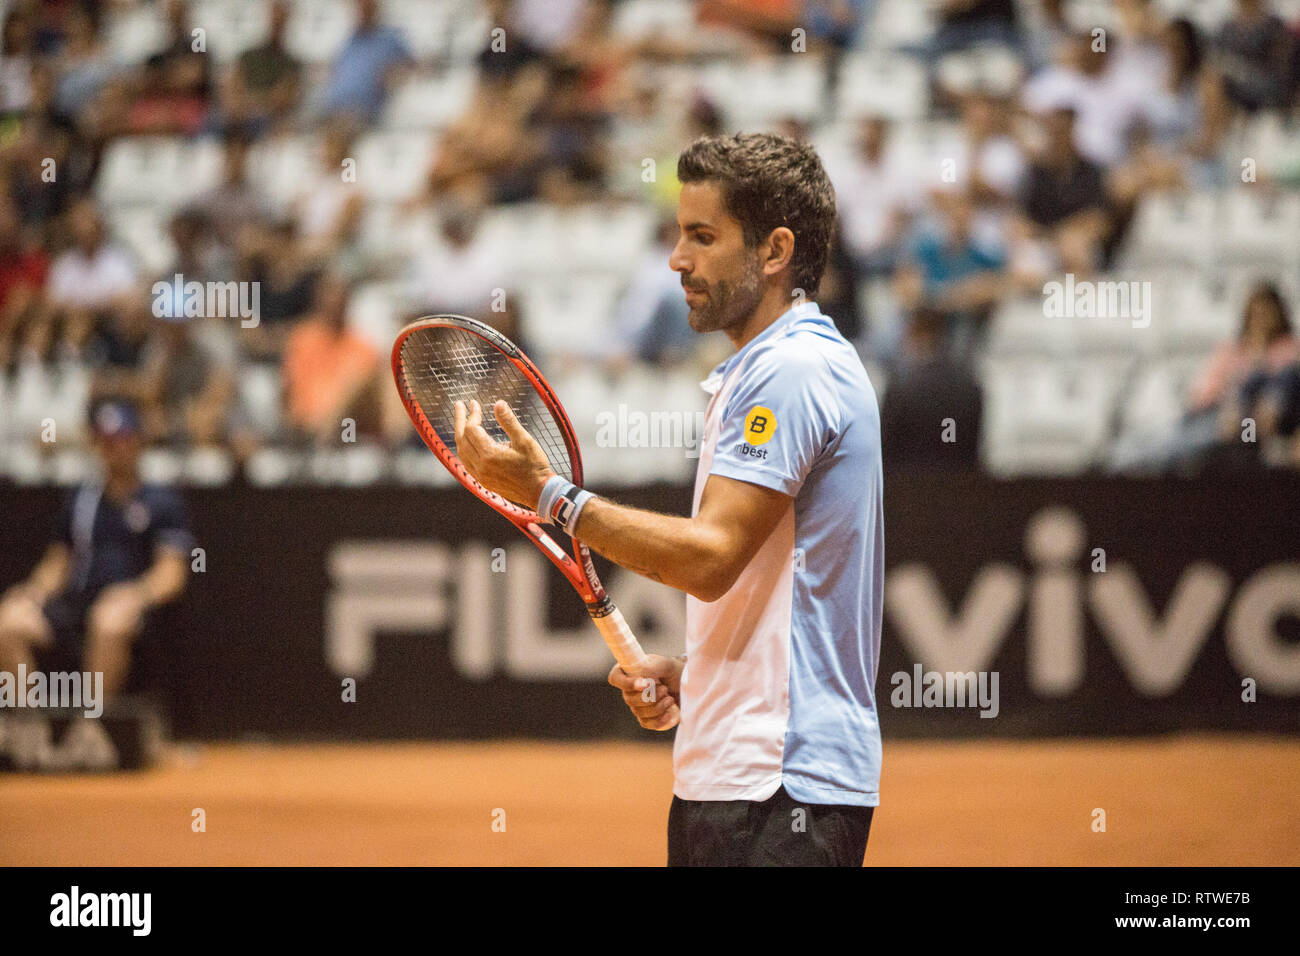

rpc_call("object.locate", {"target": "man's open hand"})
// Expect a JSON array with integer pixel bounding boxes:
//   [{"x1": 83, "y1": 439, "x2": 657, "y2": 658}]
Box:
[{"x1": 454, "y1": 399, "x2": 555, "y2": 510}]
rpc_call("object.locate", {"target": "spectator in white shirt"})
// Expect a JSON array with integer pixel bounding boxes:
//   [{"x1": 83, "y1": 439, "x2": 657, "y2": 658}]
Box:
[
  {"x1": 825, "y1": 117, "x2": 920, "y2": 275},
  {"x1": 1022, "y1": 31, "x2": 1146, "y2": 168},
  {"x1": 45, "y1": 199, "x2": 138, "y2": 355},
  {"x1": 408, "y1": 206, "x2": 500, "y2": 319}
]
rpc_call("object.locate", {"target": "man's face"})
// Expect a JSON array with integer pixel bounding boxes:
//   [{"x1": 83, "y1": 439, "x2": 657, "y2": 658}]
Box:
[
  {"x1": 670, "y1": 182, "x2": 765, "y2": 335},
  {"x1": 95, "y1": 432, "x2": 142, "y2": 478}
]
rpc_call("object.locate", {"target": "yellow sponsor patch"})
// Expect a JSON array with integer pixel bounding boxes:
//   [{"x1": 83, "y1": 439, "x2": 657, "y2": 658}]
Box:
[{"x1": 743, "y1": 405, "x2": 777, "y2": 445}]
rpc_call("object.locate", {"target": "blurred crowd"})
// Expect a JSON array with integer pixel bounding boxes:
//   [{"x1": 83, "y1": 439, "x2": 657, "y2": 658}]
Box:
[{"x1": 2, "y1": 0, "x2": 1300, "y2": 479}]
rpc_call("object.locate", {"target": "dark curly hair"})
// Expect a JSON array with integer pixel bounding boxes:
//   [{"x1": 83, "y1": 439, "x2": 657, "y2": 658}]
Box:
[{"x1": 677, "y1": 132, "x2": 837, "y2": 297}]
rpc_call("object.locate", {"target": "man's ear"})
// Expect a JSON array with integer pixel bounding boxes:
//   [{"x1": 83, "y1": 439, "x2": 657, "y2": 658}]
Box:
[{"x1": 762, "y1": 226, "x2": 795, "y2": 280}]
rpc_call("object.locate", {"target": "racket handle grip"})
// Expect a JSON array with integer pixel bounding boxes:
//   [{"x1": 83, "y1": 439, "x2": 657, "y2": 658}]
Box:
[{"x1": 589, "y1": 603, "x2": 649, "y2": 672}]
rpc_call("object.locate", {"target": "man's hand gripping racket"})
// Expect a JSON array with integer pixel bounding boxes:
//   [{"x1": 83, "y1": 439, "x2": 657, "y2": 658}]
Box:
[{"x1": 391, "y1": 315, "x2": 679, "y2": 729}]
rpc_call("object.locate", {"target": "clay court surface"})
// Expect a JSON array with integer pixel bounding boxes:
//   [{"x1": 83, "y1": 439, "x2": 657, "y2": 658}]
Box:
[{"x1": 2, "y1": 733, "x2": 1297, "y2": 866}]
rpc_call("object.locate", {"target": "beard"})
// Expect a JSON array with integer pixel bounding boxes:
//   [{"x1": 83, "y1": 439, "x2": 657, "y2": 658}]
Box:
[{"x1": 684, "y1": 254, "x2": 765, "y2": 334}]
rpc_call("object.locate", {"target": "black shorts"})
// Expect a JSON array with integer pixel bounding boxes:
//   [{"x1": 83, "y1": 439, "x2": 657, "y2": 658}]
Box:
[
  {"x1": 34, "y1": 593, "x2": 93, "y2": 673},
  {"x1": 34, "y1": 592, "x2": 161, "y2": 688},
  {"x1": 668, "y1": 784, "x2": 874, "y2": 867}
]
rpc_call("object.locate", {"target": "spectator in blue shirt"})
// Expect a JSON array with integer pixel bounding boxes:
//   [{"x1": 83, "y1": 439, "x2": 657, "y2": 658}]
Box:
[
  {"x1": 321, "y1": 0, "x2": 413, "y2": 123},
  {"x1": 894, "y1": 192, "x2": 1006, "y2": 360}
]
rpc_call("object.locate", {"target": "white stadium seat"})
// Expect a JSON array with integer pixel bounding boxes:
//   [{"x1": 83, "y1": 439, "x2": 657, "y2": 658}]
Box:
[
  {"x1": 695, "y1": 59, "x2": 829, "y2": 127},
  {"x1": 517, "y1": 272, "x2": 624, "y2": 357},
  {"x1": 353, "y1": 130, "x2": 437, "y2": 202},
  {"x1": 981, "y1": 358, "x2": 1128, "y2": 475},
  {"x1": 837, "y1": 53, "x2": 928, "y2": 120},
  {"x1": 563, "y1": 203, "x2": 656, "y2": 275},
  {"x1": 348, "y1": 281, "x2": 407, "y2": 355},
  {"x1": 864, "y1": 0, "x2": 937, "y2": 50},
  {"x1": 1218, "y1": 190, "x2": 1300, "y2": 269},
  {"x1": 106, "y1": 205, "x2": 175, "y2": 278},
  {"x1": 248, "y1": 133, "x2": 318, "y2": 210},
  {"x1": 382, "y1": 0, "x2": 447, "y2": 61},
  {"x1": 189, "y1": 0, "x2": 271, "y2": 63},
  {"x1": 383, "y1": 68, "x2": 477, "y2": 129},
  {"x1": 285, "y1": 0, "x2": 355, "y2": 65},
  {"x1": 612, "y1": 0, "x2": 695, "y2": 38},
  {"x1": 96, "y1": 137, "x2": 187, "y2": 207},
  {"x1": 1120, "y1": 191, "x2": 1221, "y2": 271},
  {"x1": 359, "y1": 202, "x2": 441, "y2": 263},
  {"x1": 103, "y1": 4, "x2": 169, "y2": 66},
  {"x1": 476, "y1": 203, "x2": 561, "y2": 278}
]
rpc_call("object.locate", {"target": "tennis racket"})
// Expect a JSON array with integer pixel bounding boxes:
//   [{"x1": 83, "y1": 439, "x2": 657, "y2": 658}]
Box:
[{"x1": 391, "y1": 314, "x2": 650, "y2": 672}]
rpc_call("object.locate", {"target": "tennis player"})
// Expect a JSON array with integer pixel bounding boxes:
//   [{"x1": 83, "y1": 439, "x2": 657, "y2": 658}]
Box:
[{"x1": 454, "y1": 132, "x2": 884, "y2": 867}]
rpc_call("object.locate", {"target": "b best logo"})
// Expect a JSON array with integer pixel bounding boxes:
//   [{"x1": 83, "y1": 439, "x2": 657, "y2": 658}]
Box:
[{"x1": 736, "y1": 405, "x2": 776, "y2": 460}]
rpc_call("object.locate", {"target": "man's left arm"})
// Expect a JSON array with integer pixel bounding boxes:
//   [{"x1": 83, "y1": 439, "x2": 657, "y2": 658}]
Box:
[{"x1": 454, "y1": 399, "x2": 792, "y2": 603}]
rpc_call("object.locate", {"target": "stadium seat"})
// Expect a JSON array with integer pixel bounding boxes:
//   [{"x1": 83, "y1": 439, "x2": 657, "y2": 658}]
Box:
[
  {"x1": 176, "y1": 138, "x2": 226, "y2": 205},
  {"x1": 382, "y1": 0, "x2": 454, "y2": 62},
  {"x1": 986, "y1": 295, "x2": 1073, "y2": 357},
  {"x1": 1114, "y1": 355, "x2": 1206, "y2": 438},
  {"x1": 285, "y1": 0, "x2": 355, "y2": 65},
  {"x1": 1120, "y1": 191, "x2": 1221, "y2": 271},
  {"x1": 189, "y1": 0, "x2": 271, "y2": 63},
  {"x1": 47, "y1": 448, "x2": 96, "y2": 487},
  {"x1": 182, "y1": 447, "x2": 236, "y2": 486},
  {"x1": 1221, "y1": 266, "x2": 1300, "y2": 316},
  {"x1": 837, "y1": 53, "x2": 929, "y2": 121},
  {"x1": 612, "y1": 0, "x2": 695, "y2": 38},
  {"x1": 348, "y1": 281, "x2": 406, "y2": 354},
  {"x1": 103, "y1": 3, "x2": 169, "y2": 66},
  {"x1": 864, "y1": 0, "x2": 937, "y2": 50},
  {"x1": 444, "y1": 2, "x2": 492, "y2": 63},
  {"x1": 695, "y1": 59, "x2": 828, "y2": 128},
  {"x1": 1064, "y1": 0, "x2": 1123, "y2": 31},
  {"x1": 139, "y1": 448, "x2": 184, "y2": 485},
  {"x1": 517, "y1": 272, "x2": 625, "y2": 357},
  {"x1": 236, "y1": 362, "x2": 284, "y2": 441},
  {"x1": 1154, "y1": 0, "x2": 1235, "y2": 33},
  {"x1": 353, "y1": 131, "x2": 437, "y2": 202},
  {"x1": 476, "y1": 203, "x2": 561, "y2": 278},
  {"x1": 359, "y1": 202, "x2": 441, "y2": 265},
  {"x1": 1148, "y1": 271, "x2": 1233, "y2": 355},
  {"x1": 981, "y1": 357, "x2": 1128, "y2": 475},
  {"x1": 3, "y1": 360, "x2": 90, "y2": 458},
  {"x1": 1218, "y1": 190, "x2": 1300, "y2": 269},
  {"x1": 563, "y1": 203, "x2": 656, "y2": 275},
  {"x1": 247, "y1": 133, "x2": 317, "y2": 211},
  {"x1": 382, "y1": 67, "x2": 477, "y2": 130},
  {"x1": 106, "y1": 205, "x2": 175, "y2": 278},
  {"x1": 96, "y1": 137, "x2": 188, "y2": 208}
]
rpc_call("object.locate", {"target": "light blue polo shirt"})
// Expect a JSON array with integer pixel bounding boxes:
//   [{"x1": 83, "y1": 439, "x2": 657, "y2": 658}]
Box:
[{"x1": 674, "y1": 301, "x2": 885, "y2": 807}]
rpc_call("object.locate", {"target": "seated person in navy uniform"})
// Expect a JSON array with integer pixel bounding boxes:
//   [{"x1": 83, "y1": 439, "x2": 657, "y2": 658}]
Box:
[{"x1": 0, "y1": 399, "x2": 192, "y2": 700}]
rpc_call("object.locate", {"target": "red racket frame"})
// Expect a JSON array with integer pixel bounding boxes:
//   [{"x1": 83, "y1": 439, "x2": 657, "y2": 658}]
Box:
[{"x1": 391, "y1": 314, "x2": 610, "y2": 609}]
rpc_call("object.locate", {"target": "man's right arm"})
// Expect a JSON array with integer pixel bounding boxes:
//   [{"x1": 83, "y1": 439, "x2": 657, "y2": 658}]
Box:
[{"x1": 17, "y1": 543, "x2": 71, "y2": 603}]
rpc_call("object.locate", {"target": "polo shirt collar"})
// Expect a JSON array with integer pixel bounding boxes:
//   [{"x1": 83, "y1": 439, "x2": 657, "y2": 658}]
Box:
[{"x1": 702, "y1": 300, "x2": 822, "y2": 394}]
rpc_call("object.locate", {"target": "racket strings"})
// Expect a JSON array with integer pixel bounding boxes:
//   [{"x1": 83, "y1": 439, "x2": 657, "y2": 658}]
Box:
[{"x1": 400, "y1": 326, "x2": 576, "y2": 493}]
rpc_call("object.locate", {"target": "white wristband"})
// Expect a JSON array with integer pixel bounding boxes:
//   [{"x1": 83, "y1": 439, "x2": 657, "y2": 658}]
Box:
[{"x1": 536, "y1": 475, "x2": 594, "y2": 536}]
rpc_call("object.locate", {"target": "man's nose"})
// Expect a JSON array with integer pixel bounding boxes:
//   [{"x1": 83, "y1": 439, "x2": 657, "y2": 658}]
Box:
[{"x1": 668, "y1": 240, "x2": 690, "y2": 275}]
